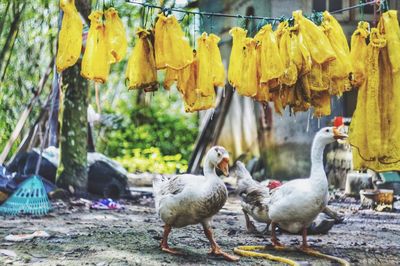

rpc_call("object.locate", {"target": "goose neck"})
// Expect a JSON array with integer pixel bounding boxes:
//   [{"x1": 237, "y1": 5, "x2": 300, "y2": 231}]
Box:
[
  {"x1": 310, "y1": 137, "x2": 326, "y2": 175},
  {"x1": 204, "y1": 157, "x2": 217, "y2": 177}
]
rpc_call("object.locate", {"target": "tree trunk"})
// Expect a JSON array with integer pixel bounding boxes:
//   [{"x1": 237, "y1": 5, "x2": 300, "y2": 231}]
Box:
[
  {"x1": 56, "y1": 63, "x2": 88, "y2": 193},
  {"x1": 56, "y1": 0, "x2": 91, "y2": 194}
]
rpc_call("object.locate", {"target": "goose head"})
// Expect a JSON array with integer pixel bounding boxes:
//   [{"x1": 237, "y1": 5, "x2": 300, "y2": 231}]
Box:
[
  {"x1": 315, "y1": 126, "x2": 348, "y2": 145},
  {"x1": 205, "y1": 146, "x2": 230, "y2": 176}
]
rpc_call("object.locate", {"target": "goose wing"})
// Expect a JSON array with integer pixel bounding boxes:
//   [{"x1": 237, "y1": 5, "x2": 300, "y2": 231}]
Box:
[{"x1": 153, "y1": 174, "x2": 205, "y2": 211}]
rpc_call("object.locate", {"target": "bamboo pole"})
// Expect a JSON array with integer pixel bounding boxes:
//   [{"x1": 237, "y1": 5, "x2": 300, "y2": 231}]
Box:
[{"x1": 0, "y1": 60, "x2": 53, "y2": 164}]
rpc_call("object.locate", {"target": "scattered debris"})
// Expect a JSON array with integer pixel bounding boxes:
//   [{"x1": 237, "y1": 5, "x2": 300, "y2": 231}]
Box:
[
  {"x1": 71, "y1": 198, "x2": 92, "y2": 208},
  {"x1": 4, "y1": 231, "x2": 50, "y2": 242},
  {"x1": 90, "y1": 198, "x2": 124, "y2": 210},
  {"x1": 360, "y1": 189, "x2": 394, "y2": 211}
]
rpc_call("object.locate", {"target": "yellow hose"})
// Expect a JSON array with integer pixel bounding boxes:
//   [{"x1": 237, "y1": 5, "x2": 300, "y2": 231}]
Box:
[
  {"x1": 298, "y1": 248, "x2": 350, "y2": 266},
  {"x1": 234, "y1": 245, "x2": 350, "y2": 266},
  {"x1": 233, "y1": 245, "x2": 299, "y2": 266}
]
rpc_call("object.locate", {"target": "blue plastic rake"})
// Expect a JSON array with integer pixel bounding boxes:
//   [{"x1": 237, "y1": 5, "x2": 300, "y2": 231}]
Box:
[{"x1": 0, "y1": 175, "x2": 52, "y2": 216}]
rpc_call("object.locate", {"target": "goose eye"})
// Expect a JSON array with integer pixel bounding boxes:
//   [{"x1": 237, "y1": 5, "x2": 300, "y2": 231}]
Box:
[
  {"x1": 325, "y1": 129, "x2": 329, "y2": 133},
  {"x1": 217, "y1": 152, "x2": 221, "y2": 157}
]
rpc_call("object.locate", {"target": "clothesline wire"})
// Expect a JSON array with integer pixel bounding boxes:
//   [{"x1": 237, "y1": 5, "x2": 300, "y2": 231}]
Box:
[
  {"x1": 331, "y1": 0, "x2": 381, "y2": 14},
  {"x1": 125, "y1": 0, "x2": 279, "y2": 20},
  {"x1": 125, "y1": 0, "x2": 386, "y2": 21}
]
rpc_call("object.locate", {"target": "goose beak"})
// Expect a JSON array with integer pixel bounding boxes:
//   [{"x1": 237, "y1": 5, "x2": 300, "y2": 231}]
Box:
[
  {"x1": 217, "y1": 157, "x2": 230, "y2": 176},
  {"x1": 333, "y1": 127, "x2": 348, "y2": 140}
]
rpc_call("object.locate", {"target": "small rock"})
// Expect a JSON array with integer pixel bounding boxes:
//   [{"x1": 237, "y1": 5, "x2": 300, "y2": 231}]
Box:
[
  {"x1": 0, "y1": 249, "x2": 16, "y2": 258},
  {"x1": 228, "y1": 229, "x2": 237, "y2": 236}
]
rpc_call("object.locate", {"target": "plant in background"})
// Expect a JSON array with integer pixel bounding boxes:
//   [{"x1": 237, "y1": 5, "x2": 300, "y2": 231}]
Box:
[
  {"x1": 96, "y1": 89, "x2": 199, "y2": 174},
  {"x1": 116, "y1": 147, "x2": 188, "y2": 174}
]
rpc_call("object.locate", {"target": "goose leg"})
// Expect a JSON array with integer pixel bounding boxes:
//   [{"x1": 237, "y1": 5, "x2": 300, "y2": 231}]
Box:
[
  {"x1": 243, "y1": 210, "x2": 257, "y2": 233},
  {"x1": 202, "y1": 222, "x2": 239, "y2": 262},
  {"x1": 271, "y1": 222, "x2": 284, "y2": 247},
  {"x1": 160, "y1": 224, "x2": 182, "y2": 255},
  {"x1": 299, "y1": 227, "x2": 315, "y2": 252}
]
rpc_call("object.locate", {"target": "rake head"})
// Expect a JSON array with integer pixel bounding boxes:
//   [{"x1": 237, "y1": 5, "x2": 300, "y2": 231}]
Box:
[{"x1": 0, "y1": 175, "x2": 52, "y2": 216}]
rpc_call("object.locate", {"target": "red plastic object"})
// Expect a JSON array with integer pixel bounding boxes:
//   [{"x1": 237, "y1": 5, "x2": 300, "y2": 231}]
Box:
[{"x1": 333, "y1": 116, "x2": 343, "y2": 128}]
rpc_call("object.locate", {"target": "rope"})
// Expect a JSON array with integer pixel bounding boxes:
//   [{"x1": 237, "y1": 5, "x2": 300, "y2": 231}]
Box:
[
  {"x1": 125, "y1": 0, "x2": 384, "y2": 22},
  {"x1": 233, "y1": 245, "x2": 350, "y2": 266}
]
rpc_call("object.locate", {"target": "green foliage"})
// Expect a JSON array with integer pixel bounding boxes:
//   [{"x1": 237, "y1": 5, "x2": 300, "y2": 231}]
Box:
[
  {"x1": 96, "y1": 89, "x2": 198, "y2": 174},
  {"x1": 115, "y1": 147, "x2": 188, "y2": 174}
]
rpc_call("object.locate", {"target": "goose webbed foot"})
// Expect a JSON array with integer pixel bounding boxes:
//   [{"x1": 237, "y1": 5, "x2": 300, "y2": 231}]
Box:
[
  {"x1": 208, "y1": 246, "x2": 240, "y2": 262},
  {"x1": 203, "y1": 224, "x2": 239, "y2": 262},
  {"x1": 161, "y1": 245, "x2": 183, "y2": 255},
  {"x1": 160, "y1": 224, "x2": 183, "y2": 255}
]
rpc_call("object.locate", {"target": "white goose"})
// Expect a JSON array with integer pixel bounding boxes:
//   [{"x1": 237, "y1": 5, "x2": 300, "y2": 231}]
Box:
[
  {"x1": 153, "y1": 146, "x2": 239, "y2": 261},
  {"x1": 268, "y1": 127, "x2": 347, "y2": 250}
]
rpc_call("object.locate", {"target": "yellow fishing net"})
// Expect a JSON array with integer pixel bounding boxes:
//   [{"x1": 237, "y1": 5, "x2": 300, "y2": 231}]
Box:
[
  {"x1": 278, "y1": 23, "x2": 298, "y2": 87},
  {"x1": 311, "y1": 90, "x2": 331, "y2": 117},
  {"x1": 321, "y1": 11, "x2": 351, "y2": 95},
  {"x1": 238, "y1": 38, "x2": 258, "y2": 97},
  {"x1": 154, "y1": 14, "x2": 167, "y2": 69},
  {"x1": 125, "y1": 28, "x2": 158, "y2": 91},
  {"x1": 105, "y1": 7, "x2": 127, "y2": 63},
  {"x1": 293, "y1": 10, "x2": 335, "y2": 65},
  {"x1": 236, "y1": 38, "x2": 258, "y2": 97},
  {"x1": 292, "y1": 81, "x2": 311, "y2": 113},
  {"x1": 257, "y1": 24, "x2": 284, "y2": 87},
  {"x1": 275, "y1": 21, "x2": 287, "y2": 45},
  {"x1": 154, "y1": 14, "x2": 193, "y2": 70},
  {"x1": 228, "y1": 27, "x2": 247, "y2": 89},
  {"x1": 81, "y1": 10, "x2": 110, "y2": 83},
  {"x1": 350, "y1": 11, "x2": 400, "y2": 171},
  {"x1": 302, "y1": 61, "x2": 327, "y2": 92},
  {"x1": 197, "y1": 33, "x2": 214, "y2": 97},
  {"x1": 379, "y1": 10, "x2": 400, "y2": 73},
  {"x1": 176, "y1": 51, "x2": 215, "y2": 112},
  {"x1": 350, "y1": 22, "x2": 369, "y2": 87},
  {"x1": 270, "y1": 90, "x2": 284, "y2": 114},
  {"x1": 376, "y1": 12, "x2": 400, "y2": 170},
  {"x1": 163, "y1": 67, "x2": 178, "y2": 90},
  {"x1": 56, "y1": 0, "x2": 82, "y2": 72},
  {"x1": 208, "y1": 33, "x2": 226, "y2": 88},
  {"x1": 253, "y1": 33, "x2": 269, "y2": 103},
  {"x1": 292, "y1": 26, "x2": 312, "y2": 78}
]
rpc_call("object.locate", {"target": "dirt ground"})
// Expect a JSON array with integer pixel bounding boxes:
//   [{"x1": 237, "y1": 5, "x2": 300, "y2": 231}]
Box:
[{"x1": 0, "y1": 194, "x2": 399, "y2": 266}]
